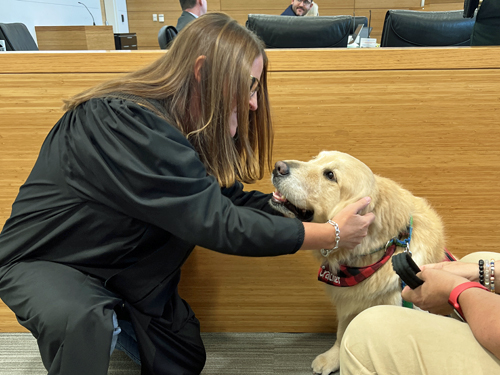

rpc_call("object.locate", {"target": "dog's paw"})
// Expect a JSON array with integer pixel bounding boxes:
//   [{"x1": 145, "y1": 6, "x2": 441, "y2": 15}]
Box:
[{"x1": 311, "y1": 349, "x2": 340, "y2": 375}]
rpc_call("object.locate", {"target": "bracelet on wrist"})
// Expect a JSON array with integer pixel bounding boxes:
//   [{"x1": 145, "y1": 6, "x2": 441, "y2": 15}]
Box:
[
  {"x1": 479, "y1": 259, "x2": 496, "y2": 292},
  {"x1": 490, "y1": 259, "x2": 495, "y2": 293},
  {"x1": 448, "y1": 281, "x2": 489, "y2": 322},
  {"x1": 479, "y1": 259, "x2": 485, "y2": 286},
  {"x1": 320, "y1": 220, "x2": 340, "y2": 257},
  {"x1": 484, "y1": 260, "x2": 491, "y2": 289}
]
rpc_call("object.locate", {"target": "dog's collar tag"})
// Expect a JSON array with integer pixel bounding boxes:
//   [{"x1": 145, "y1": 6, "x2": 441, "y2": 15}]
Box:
[{"x1": 318, "y1": 245, "x2": 397, "y2": 287}]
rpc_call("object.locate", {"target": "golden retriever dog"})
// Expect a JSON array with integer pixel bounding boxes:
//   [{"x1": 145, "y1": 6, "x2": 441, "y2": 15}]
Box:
[{"x1": 270, "y1": 151, "x2": 448, "y2": 375}]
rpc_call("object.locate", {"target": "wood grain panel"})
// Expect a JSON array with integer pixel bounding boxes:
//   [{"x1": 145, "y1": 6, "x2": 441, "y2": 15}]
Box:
[
  {"x1": 220, "y1": 0, "x2": 296, "y2": 11},
  {"x1": 1, "y1": 48, "x2": 500, "y2": 332},
  {"x1": 35, "y1": 26, "x2": 115, "y2": 51},
  {"x1": 126, "y1": 0, "x2": 181, "y2": 12},
  {"x1": 1, "y1": 48, "x2": 498, "y2": 74},
  {"x1": 413, "y1": 3, "x2": 465, "y2": 10},
  {"x1": 127, "y1": 0, "x2": 221, "y2": 49},
  {"x1": 356, "y1": 0, "x2": 420, "y2": 7},
  {"x1": 427, "y1": 0, "x2": 464, "y2": 3}
]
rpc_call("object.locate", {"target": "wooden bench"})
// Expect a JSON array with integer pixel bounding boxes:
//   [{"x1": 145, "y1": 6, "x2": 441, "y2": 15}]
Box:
[{"x1": 1, "y1": 47, "x2": 500, "y2": 333}]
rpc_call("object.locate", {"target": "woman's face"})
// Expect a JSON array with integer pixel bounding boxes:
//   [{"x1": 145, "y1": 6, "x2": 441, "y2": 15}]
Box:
[{"x1": 229, "y1": 55, "x2": 264, "y2": 138}]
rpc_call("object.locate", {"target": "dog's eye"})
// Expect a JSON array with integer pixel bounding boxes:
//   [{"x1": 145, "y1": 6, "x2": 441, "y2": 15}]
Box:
[{"x1": 324, "y1": 170, "x2": 336, "y2": 182}]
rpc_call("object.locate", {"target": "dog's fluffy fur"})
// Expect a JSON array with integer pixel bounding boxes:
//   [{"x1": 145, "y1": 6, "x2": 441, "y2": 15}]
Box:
[{"x1": 270, "y1": 151, "x2": 446, "y2": 375}]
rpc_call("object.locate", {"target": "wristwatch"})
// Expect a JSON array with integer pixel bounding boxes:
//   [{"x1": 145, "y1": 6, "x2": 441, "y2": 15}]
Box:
[{"x1": 448, "y1": 281, "x2": 488, "y2": 322}]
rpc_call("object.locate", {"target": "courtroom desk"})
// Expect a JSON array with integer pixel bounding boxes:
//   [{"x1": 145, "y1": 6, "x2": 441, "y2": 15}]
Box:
[
  {"x1": 35, "y1": 26, "x2": 115, "y2": 50},
  {"x1": 114, "y1": 33, "x2": 138, "y2": 50},
  {"x1": 1, "y1": 47, "x2": 500, "y2": 333}
]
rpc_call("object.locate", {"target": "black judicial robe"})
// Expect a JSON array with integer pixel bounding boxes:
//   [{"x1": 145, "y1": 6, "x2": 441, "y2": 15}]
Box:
[{"x1": 0, "y1": 97, "x2": 304, "y2": 371}]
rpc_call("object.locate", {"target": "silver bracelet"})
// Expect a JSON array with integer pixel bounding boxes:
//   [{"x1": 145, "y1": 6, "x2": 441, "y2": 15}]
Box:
[{"x1": 320, "y1": 220, "x2": 340, "y2": 257}]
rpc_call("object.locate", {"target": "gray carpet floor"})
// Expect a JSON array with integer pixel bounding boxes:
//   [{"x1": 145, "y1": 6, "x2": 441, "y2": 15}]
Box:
[{"x1": 0, "y1": 332, "x2": 340, "y2": 374}]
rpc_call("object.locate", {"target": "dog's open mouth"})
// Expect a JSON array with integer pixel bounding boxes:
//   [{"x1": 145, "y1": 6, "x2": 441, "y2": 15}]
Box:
[{"x1": 271, "y1": 190, "x2": 314, "y2": 222}]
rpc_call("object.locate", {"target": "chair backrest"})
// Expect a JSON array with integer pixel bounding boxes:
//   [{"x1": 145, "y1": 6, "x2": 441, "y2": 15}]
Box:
[
  {"x1": 380, "y1": 10, "x2": 476, "y2": 47},
  {"x1": 0, "y1": 23, "x2": 38, "y2": 51},
  {"x1": 351, "y1": 16, "x2": 368, "y2": 34},
  {"x1": 158, "y1": 25, "x2": 178, "y2": 49},
  {"x1": 246, "y1": 14, "x2": 352, "y2": 48}
]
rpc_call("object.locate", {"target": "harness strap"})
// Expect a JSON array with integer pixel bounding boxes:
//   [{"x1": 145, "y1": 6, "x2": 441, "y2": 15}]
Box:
[{"x1": 318, "y1": 245, "x2": 396, "y2": 287}]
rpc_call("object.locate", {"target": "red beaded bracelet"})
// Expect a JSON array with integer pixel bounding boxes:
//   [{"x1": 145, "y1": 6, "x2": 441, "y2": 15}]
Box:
[{"x1": 448, "y1": 282, "x2": 489, "y2": 322}]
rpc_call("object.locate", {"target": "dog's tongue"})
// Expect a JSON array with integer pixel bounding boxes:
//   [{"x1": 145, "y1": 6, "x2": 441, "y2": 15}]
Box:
[{"x1": 272, "y1": 190, "x2": 287, "y2": 203}]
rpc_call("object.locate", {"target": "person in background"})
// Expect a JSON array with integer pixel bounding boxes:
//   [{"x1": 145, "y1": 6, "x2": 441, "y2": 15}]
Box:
[
  {"x1": 281, "y1": 0, "x2": 315, "y2": 16},
  {"x1": 176, "y1": 0, "x2": 207, "y2": 32},
  {"x1": 339, "y1": 252, "x2": 500, "y2": 374},
  {"x1": 470, "y1": 0, "x2": 500, "y2": 45},
  {"x1": 0, "y1": 13, "x2": 375, "y2": 375},
  {"x1": 305, "y1": 2, "x2": 319, "y2": 16}
]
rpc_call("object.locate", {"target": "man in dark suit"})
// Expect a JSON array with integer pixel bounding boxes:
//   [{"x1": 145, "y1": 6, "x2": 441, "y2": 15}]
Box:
[
  {"x1": 281, "y1": 0, "x2": 314, "y2": 16},
  {"x1": 176, "y1": 0, "x2": 208, "y2": 32},
  {"x1": 470, "y1": 0, "x2": 500, "y2": 45}
]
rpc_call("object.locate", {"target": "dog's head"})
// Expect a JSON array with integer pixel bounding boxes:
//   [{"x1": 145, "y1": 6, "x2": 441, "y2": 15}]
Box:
[{"x1": 270, "y1": 151, "x2": 377, "y2": 223}]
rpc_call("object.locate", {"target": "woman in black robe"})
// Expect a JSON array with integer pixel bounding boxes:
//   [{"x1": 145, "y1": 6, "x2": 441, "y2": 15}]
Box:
[{"x1": 0, "y1": 13, "x2": 375, "y2": 375}]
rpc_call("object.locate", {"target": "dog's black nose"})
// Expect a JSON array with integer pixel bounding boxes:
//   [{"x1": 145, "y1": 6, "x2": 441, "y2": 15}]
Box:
[{"x1": 273, "y1": 161, "x2": 289, "y2": 177}]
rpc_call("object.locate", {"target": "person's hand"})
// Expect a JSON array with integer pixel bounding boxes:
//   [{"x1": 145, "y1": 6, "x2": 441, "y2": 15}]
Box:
[
  {"x1": 401, "y1": 268, "x2": 469, "y2": 315},
  {"x1": 333, "y1": 197, "x2": 375, "y2": 250},
  {"x1": 421, "y1": 261, "x2": 479, "y2": 282}
]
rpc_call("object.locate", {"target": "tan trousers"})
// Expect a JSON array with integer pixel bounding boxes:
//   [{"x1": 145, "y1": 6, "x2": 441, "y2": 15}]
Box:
[{"x1": 340, "y1": 252, "x2": 500, "y2": 375}]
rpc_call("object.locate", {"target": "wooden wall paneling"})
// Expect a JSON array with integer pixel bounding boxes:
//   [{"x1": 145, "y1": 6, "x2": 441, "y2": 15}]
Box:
[
  {"x1": 356, "y1": 0, "x2": 421, "y2": 7},
  {"x1": 127, "y1": 14, "x2": 179, "y2": 49},
  {"x1": 220, "y1": 0, "x2": 295, "y2": 11},
  {"x1": 427, "y1": 0, "x2": 464, "y2": 3},
  {"x1": 126, "y1": 0, "x2": 222, "y2": 49},
  {"x1": 311, "y1": 0, "x2": 356, "y2": 9},
  {"x1": 127, "y1": 0, "x2": 182, "y2": 49},
  {"x1": 126, "y1": 0, "x2": 181, "y2": 12},
  {"x1": 35, "y1": 26, "x2": 115, "y2": 51},
  {"x1": 413, "y1": 3, "x2": 465, "y2": 10},
  {"x1": 1, "y1": 49, "x2": 500, "y2": 333}
]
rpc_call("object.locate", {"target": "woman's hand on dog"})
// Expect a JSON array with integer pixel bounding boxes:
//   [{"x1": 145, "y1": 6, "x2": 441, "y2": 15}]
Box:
[
  {"x1": 301, "y1": 197, "x2": 375, "y2": 251},
  {"x1": 333, "y1": 196, "x2": 376, "y2": 250},
  {"x1": 401, "y1": 268, "x2": 468, "y2": 315}
]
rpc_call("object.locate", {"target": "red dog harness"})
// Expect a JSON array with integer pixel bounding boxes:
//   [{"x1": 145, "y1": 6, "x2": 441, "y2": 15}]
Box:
[
  {"x1": 318, "y1": 245, "x2": 397, "y2": 287},
  {"x1": 318, "y1": 246, "x2": 456, "y2": 288}
]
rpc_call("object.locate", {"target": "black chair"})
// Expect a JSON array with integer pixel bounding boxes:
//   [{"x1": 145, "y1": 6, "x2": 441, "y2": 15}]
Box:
[
  {"x1": 0, "y1": 23, "x2": 38, "y2": 51},
  {"x1": 157, "y1": 25, "x2": 178, "y2": 49},
  {"x1": 246, "y1": 14, "x2": 352, "y2": 48},
  {"x1": 380, "y1": 10, "x2": 476, "y2": 47},
  {"x1": 351, "y1": 16, "x2": 368, "y2": 34}
]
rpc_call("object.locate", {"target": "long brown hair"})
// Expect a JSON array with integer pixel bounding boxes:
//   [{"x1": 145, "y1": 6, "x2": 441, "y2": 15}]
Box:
[{"x1": 63, "y1": 12, "x2": 273, "y2": 187}]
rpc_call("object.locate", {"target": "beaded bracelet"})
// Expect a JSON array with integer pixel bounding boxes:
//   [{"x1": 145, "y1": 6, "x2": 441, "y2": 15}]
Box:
[
  {"x1": 479, "y1": 259, "x2": 485, "y2": 286},
  {"x1": 490, "y1": 259, "x2": 496, "y2": 293},
  {"x1": 485, "y1": 260, "x2": 491, "y2": 290}
]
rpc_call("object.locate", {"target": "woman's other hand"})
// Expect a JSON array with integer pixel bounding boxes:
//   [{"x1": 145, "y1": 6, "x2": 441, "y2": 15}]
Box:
[{"x1": 401, "y1": 268, "x2": 468, "y2": 315}]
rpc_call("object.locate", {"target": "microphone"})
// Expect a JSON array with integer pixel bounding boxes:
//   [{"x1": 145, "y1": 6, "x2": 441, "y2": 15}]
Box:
[
  {"x1": 78, "y1": 2, "x2": 96, "y2": 26},
  {"x1": 368, "y1": 10, "x2": 372, "y2": 37}
]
